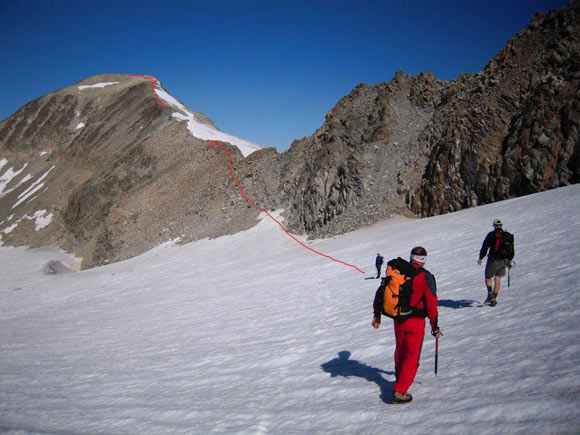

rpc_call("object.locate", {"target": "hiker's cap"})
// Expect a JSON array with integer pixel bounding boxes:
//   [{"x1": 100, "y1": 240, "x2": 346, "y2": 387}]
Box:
[
  {"x1": 493, "y1": 218, "x2": 503, "y2": 228},
  {"x1": 410, "y1": 246, "x2": 427, "y2": 264}
]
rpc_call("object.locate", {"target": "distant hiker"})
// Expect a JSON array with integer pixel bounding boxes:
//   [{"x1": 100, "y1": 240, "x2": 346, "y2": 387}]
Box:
[
  {"x1": 372, "y1": 246, "x2": 440, "y2": 404},
  {"x1": 478, "y1": 219, "x2": 515, "y2": 306},
  {"x1": 375, "y1": 253, "x2": 384, "y2": 278}
]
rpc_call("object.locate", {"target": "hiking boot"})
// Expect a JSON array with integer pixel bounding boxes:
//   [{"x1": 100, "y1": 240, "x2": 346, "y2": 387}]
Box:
[
  {"x1": 490, "y1": 293, "x2": 498, "y2": 307},
  {"x1": 392, "y1": 391, "x2": 413, "y2": 404},
  {"x1": 484, "y1": 292, "x2": 494, "y2": 304}
]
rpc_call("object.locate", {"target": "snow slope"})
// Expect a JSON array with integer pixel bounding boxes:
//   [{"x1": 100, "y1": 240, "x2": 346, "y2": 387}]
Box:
[
  {"x1": 1, "y1": 185, "x2": 579, "y2": 434},
  {"x1": 76, "y1": 79, "x2": 262, "y2": 157},
  {"x1": 156, "y1": 87, "x2": 262, "y2": 158}
]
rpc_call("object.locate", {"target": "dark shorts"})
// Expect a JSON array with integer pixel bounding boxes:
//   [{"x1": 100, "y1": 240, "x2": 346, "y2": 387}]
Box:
[{"x1": 485, "y1": 258, "x2": 507, "y2": 279}]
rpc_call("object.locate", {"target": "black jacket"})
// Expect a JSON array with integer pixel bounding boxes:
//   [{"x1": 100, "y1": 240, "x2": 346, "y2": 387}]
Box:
[{"x1": 479, "y1": 229, "x2": 515, "y2": 260}]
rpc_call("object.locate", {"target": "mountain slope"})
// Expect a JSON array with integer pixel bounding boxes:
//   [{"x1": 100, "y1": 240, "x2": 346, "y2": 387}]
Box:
[
  {"x1": 0, "y1": 74, "x2": 265, "y2": 268},
  {"x1": 1, "y1": 185, "x2": 579, "y2": 433}
]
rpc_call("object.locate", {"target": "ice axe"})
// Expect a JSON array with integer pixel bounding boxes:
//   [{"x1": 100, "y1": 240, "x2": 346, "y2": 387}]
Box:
[
  {"x1": 434, "y1": 335, "x2": 439, "y2": 375},
  {"x1": 508, "y1": 260, "x2": 516, "y2": 288}
]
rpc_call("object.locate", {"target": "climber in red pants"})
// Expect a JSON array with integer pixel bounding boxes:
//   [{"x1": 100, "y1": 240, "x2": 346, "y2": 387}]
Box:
[{"x1": 372, "y1": 246, "x2": 441, "y2": 404}]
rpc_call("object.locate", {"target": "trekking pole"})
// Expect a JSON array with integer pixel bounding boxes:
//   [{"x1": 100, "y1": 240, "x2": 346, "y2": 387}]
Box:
[{"x1": 434, "y1": 335, "x2": 439, "y2": 375}]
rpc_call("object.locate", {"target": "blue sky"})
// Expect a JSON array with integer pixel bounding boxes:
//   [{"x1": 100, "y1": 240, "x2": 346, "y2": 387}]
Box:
[{"x1": 0, "y1": 0, "x2": 570, "y2": 151}]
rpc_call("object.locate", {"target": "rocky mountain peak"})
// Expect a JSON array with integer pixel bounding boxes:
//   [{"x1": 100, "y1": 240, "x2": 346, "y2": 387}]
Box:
[
  {"x1": 411, "y1": 0, "x2": 579, "y2": 215},
  {"x1": 0, "y1": 74, "x2": 260, "y2": 268}
]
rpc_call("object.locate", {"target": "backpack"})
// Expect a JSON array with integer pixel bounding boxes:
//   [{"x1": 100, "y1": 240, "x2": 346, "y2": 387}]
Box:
[
  {"x1": 492, "y1": 230, "x2": 514, "y2": 260},
  {"x1": 376, "y1": 257, "x2": 426, "y2": 320}
]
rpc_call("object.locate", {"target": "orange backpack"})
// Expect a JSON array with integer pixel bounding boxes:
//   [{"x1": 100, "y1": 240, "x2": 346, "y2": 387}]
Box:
[{"x1": 378, "y1": 258, "x2": 423, "y2": 320}]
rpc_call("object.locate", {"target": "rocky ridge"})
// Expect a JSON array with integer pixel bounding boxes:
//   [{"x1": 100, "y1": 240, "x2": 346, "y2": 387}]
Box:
[
  {"x1": 278, "y1": 71, "x2": 445, "y2": 236},
  {"x1": 411, "y1": 1, "x2": 580, "y2": 215}
]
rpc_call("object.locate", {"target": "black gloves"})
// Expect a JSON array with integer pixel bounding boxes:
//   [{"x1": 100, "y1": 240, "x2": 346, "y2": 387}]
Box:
[{"x1": 431, "y1": 318, "x2": 442, "y2": 337}]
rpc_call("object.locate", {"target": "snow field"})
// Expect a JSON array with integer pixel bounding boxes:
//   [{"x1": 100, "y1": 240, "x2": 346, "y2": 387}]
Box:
[{"x1": 1, "y1": 185, "x2": 579, "y2": 433}]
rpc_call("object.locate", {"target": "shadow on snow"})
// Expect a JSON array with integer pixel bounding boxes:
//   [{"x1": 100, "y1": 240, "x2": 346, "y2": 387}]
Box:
[
  {"x1": 321, "y1": 350, "x2": 395, "y2": 403},
  {"x1": 438, "y1": 299, "x2": 483, "y2": 309}
]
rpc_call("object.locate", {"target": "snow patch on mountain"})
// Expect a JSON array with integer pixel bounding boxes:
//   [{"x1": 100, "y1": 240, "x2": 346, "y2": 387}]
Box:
[
  {"x1": 12, "y1": 166, "x2": 54, "y2": 209},
  {"x1": 78, "y1": 81, "x2": 120, "y2": 90},
  {"x1": 155, "y1": 87, "x2": 262, "y2": 157},
  {"x1": 1, "y1": 209, "x2": 53, "y2": 235},
  {"x1": 0, "y1": 161, "x2": 30, "y2": 198}
]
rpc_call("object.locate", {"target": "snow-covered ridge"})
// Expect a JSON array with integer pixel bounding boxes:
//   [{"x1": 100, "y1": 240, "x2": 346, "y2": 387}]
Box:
[
  {"x1": 78, "y1": 81, "x2": 119, "y2": 90},
  {"x1": 75, "y1": 78, "x2": 262, "y2": 157},
  {"x1": 155, "y1": 86, "x2": 262, "y2": 157}
]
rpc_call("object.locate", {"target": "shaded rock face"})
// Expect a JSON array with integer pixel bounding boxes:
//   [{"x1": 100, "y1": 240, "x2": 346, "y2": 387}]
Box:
[
  {"x1": 279, "y1": 72, "x2": 444, "y2": 236},
  {"x1": 1, "y1": 1, "x2": 578, "y2": 269},
  {"x1": 411, "y1": 0, "x2": 580, "y2": 215}
]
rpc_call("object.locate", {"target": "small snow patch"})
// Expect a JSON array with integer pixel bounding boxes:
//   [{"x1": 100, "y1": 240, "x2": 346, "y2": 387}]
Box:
[
  {"x1": 0, "y1": 163, "x2": 28, "y2": 197},
  {"x1": 1, "y1": 223, "x2": 18, "y2": 234},
  {"x1": 78, "y1": 82, "x2": 119, "y2": 90},
  {"x1": 12, "y1": 166, "x2": 54, "y2": 209},
  {"x1": 29, "y1": 210, "x2": 53, "y2": 231},
  {"x1": 1, "y1": 210, "x2": 53, "y2": 234}
]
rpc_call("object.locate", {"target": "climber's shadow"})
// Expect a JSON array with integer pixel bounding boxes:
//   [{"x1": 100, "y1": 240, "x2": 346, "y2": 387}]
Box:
[{"x1": 321, "y1": 350, "x2": 394, "y2": 403}]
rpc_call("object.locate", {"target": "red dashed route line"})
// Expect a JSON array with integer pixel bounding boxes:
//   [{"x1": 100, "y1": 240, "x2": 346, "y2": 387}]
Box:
[
  {"x1": 210, "y1": 141, "x2": 365, "y2": 274},
  {"x1": 128, "y1": 74, "x2": 168, "y2": 112},
  {"x1": 129, "y1": 74, "x2": 364, "y2": 274}
]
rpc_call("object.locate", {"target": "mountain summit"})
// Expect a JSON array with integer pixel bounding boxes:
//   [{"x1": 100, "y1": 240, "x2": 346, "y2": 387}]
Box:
[
  {"x1": 1, "y1": 1, "x2": 578, "y2": 269},
  {"x1": 0, "y1": 74, "x2": 264, "y2": 268}
]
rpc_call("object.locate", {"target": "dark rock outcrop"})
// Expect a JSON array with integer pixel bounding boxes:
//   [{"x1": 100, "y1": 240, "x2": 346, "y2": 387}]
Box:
[
  {"x1": 411, "y1": 0, "x2": 580, "y2": 215},
  {"x1": 279, "y1": 72, "x2": 444, "y2": 236}
]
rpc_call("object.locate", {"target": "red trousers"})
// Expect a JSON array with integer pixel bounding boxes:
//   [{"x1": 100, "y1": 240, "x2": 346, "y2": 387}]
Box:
[{"x1": 393, "y1": 317, "x2": 425, "y2": 394}]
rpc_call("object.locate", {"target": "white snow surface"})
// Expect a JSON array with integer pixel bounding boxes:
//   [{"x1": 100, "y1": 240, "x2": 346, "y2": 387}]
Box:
[
  {"x1": 0, "y1": 162, "x2": 28, "y2": 198},
  {"x1": 155, "y1": 87, "x2": 262, "y2": 157},
  {"x1": 11, "y1": 165, "x2": 54, "y2": 209},
  {"x1": 1, "y1": 185, "x2": 580, "y2": 434},
  {"x1": 0, "y1": 210, "x2": 53, "y2": 238},
  {"x1": 28, "y1": 210, "x2": 53, "y2": 231},
  {"x1": 78, "y1": 82, "x2": 120, "y2": 90}
]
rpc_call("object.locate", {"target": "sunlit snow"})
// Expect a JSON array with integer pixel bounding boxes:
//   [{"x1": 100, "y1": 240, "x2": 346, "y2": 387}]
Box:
[
  {"x1": 1, "y1": 185, "x2": 579, "y2": 433},
  {"x1": 155, "y1": 87, "x2": 262, "y2": 157},
  {"x1": 78, "y1": 82, "x2": 120, "y2": 90},
  {"x1": 11, "y1": 166, "x2": 54, "y2": 209},
  {"x1": 0, "y1": 161, "x2": 28, "y2": 198}
]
